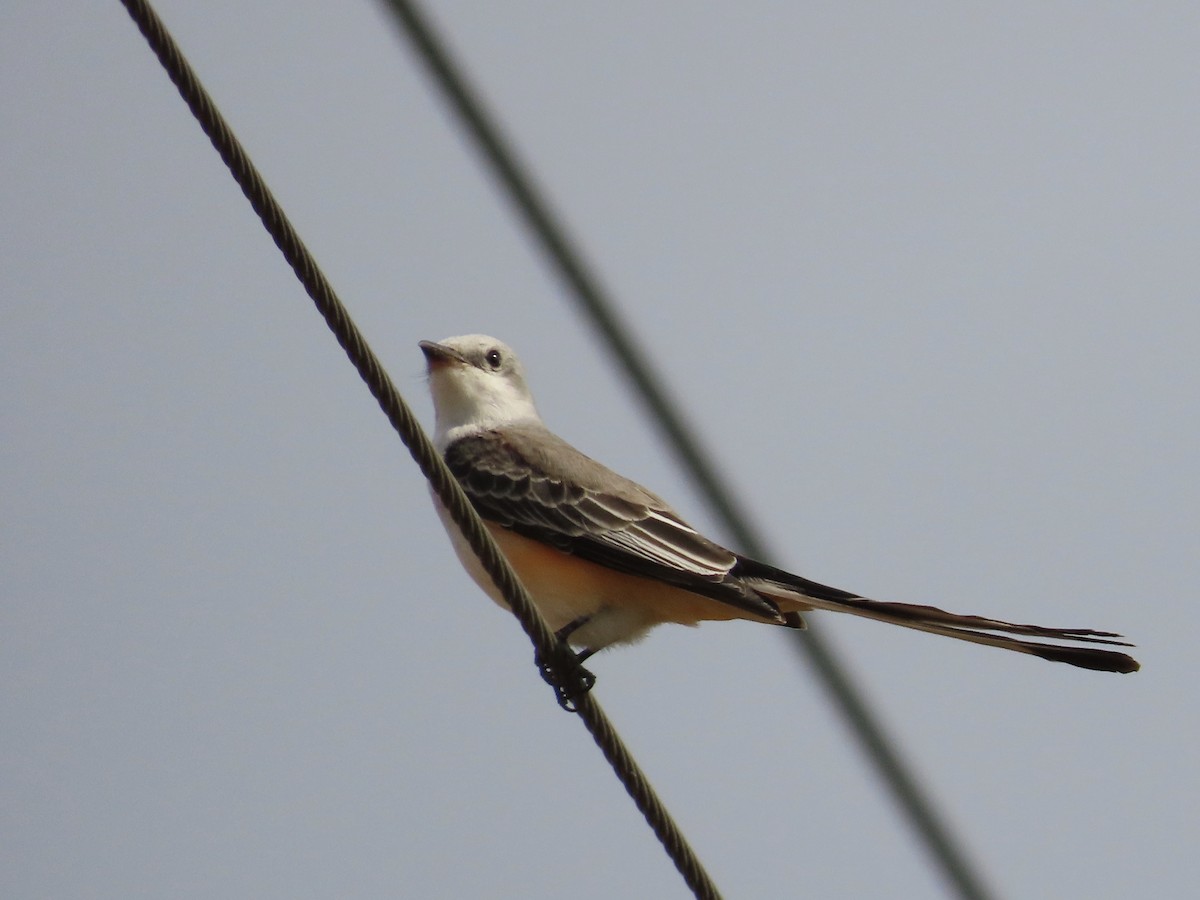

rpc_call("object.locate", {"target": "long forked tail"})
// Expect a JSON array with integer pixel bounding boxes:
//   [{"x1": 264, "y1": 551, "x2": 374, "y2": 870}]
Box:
[{"x1": 738, "y1": 559, "x2": 1140, "y2": 674}]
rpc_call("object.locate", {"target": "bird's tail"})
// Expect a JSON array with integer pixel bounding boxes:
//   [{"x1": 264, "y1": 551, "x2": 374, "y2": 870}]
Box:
[{"x1": 738, "y1": 558, "x2": 1139, "y2": 674}]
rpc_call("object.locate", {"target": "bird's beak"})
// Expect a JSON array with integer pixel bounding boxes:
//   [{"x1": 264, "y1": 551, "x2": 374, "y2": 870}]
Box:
[{"x1": 419, "y1": 340, "x2": 469, "y2": 370}]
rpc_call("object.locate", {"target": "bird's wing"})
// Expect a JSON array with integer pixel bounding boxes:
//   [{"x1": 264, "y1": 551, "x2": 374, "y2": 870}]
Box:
[{"x1": 442, "y1": 426, "x2": 783, "y2": 620}]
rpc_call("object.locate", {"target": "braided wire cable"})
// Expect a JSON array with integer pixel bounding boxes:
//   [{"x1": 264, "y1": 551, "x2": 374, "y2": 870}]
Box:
[{"x1": 116, "y1": 1, "x2": 722, "y2": 896}]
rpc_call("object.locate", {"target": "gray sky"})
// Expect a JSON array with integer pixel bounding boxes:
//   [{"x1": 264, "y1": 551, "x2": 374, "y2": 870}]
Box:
[{"x1": 3, "y1": 3, "x2": 1197, "y2": 897}]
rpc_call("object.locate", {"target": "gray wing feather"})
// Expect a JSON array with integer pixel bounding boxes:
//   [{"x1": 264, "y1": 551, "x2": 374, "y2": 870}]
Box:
[{"x1": 443, "y1": 425, "x2": 781, "y2": 619}]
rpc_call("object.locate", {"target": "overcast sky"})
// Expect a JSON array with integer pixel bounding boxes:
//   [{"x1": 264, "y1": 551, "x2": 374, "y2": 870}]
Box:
[{"x1": 3, "y1": 3, "x2": 1197, "y2": 898}]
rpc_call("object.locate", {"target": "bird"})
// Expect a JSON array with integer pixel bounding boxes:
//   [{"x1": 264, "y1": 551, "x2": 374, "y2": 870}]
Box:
[{"x1": 420, "y1": 334, "x2": 1139, "y2": 675}]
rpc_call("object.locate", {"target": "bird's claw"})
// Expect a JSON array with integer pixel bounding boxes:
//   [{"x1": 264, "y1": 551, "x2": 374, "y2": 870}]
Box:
[{"x1": 536, "y1": 645, "x2": 597, "y2": 712}]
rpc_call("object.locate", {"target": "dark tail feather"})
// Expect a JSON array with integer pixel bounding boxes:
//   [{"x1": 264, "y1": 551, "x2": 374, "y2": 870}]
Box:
[
  {"x1": 737, "y1": 559, "x2": 1140, "y2": 674},
  {"x1": 1024, "y1": 641, "x2": 1141, "y2": 674},
  {"x1": 863, "y1": 610, "x2": 1141, "y2": 674}
]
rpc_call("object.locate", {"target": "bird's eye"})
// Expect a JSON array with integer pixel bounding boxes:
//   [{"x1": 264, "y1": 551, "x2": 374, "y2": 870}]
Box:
[{"x1": 485, "y1": 348, "x2": 503, "y2": 369}]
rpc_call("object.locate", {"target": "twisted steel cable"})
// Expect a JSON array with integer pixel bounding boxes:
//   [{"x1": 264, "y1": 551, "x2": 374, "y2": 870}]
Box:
[{"x1": 116, "y1": 1, "x2": 722, "y2": 897}]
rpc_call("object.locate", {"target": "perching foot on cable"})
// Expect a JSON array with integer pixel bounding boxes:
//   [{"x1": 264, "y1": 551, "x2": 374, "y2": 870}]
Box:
[{"x1": 537, "y1": 619, "x2": 597, "y2": 710}]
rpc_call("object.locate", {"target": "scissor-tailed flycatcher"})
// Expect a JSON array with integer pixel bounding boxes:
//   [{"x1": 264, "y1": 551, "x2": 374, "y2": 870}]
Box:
[{"x1": 421, "y1": 334, "x2": 1138, "y2": 674}]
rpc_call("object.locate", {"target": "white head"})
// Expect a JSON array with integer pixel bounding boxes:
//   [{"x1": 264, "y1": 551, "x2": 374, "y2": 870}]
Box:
[{"x1": 420, "y1": 334, "x2": 542, "y2": 447}]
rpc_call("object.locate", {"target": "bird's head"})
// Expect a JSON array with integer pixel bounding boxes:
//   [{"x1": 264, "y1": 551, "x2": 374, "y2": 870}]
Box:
[{"x1": 420, "y1": 334, "x2": 540, "y2": 446}]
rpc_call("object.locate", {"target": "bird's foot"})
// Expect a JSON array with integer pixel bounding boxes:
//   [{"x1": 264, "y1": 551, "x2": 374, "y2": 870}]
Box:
[{"x1": 536, "y1": 640, "x2": 597, "y2": 712}]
